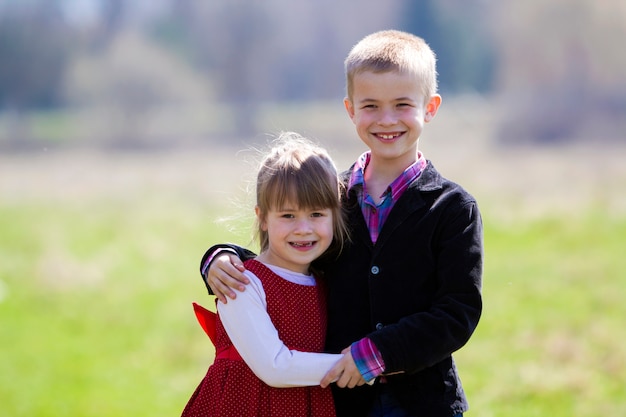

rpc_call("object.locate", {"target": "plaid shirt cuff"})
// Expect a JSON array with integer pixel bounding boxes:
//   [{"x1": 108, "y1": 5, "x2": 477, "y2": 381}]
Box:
[{"x1": 350, "y1": 337, "x2": 385, "y2": 383}]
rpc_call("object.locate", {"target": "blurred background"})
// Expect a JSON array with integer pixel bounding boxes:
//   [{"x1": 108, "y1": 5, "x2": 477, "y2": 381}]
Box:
[
  {"x1": 1, "y1": 1, "x2": 625, "y2": 416},
  {"x1": 0, "y1": 0, "x2": 624, "y2": 150}
]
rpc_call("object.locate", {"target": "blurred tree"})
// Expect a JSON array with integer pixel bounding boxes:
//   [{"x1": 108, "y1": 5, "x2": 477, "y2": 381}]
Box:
[
  {"x1": 0, "y1": 1, "x2": 73, "y2": 144},
  {"x1": 399, "y1": 0, "x2": 496, "y2": 94},
  {"x1": 162, "y1": 0, "x2": 274, "y2": 137},
  {"x1": 146, "y1": 0, "x2": 195, "y2": 63},
  {"x1": 0, "y1": 2, "x2": 70, "y2": 109},
  {"x1": 63, "y1": 30, "x2": 215, "y2": 147},
  {"x1": 90, "y1": 0, "x2": 125, "y2": 51},
  {"x1": 492, "y1": 0, "x2": 626, "y2": 143},
  {"x1": 146, "y1": 0, "x2": 403, "y2": 138}
]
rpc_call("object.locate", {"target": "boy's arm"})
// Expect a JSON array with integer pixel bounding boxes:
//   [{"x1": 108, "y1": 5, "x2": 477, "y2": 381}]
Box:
[{"x1": 199, "y1": 244, "x2": 257, "y2": 302}]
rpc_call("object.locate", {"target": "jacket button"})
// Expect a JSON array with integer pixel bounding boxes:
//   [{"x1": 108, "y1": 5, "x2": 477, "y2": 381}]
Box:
[
  {"x1": 371, "y1": 266, "x2": 380, "y2": 275},
  {"x1": 375, "y1": 323, "x2": 384, "y2": 330}
]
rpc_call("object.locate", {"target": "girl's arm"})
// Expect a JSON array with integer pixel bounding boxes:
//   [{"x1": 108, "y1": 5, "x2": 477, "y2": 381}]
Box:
[{"x1": 218, "y1": 271, "x2": 342, "y2": 388}]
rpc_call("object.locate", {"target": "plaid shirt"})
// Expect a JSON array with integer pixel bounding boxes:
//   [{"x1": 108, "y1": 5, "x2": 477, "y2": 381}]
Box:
[
  {"x1": 348, "y1": 151, "x2": 427, "y2": 244},
  {"x1": 347, "y1": 150, "x2": 427, "y2": 382}
]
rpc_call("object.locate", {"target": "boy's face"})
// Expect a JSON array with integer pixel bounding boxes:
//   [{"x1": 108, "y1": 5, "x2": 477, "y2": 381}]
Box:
[{"x1": 345, "y1": 70, "x2": 441, "y2": 167}]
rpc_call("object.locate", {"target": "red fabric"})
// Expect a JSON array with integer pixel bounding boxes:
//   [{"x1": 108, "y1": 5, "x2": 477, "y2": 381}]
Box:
[
  {"x1": 192, "y1": 302, "x2": 243, "y2": 361},
  {"x1": 192, "y1": 302, "x2": 217, "y2": 345},
  {"x1": 182, "y1": 260, "x2": 336, "y2": 417}
]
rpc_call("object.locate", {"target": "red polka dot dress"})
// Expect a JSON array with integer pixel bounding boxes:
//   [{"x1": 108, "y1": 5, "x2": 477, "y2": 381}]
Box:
[{"x1": 181, "y1": 260, "x2": 337, "y2": 417}]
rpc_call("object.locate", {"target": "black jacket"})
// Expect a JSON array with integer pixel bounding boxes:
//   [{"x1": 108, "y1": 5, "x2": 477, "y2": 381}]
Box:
[{"x1": 200, "y1": 161, "x2": 483, "y2": 416}]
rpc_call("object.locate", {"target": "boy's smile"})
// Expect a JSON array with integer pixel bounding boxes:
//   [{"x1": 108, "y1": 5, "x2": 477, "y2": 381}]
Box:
[{"x1": 345, "y1": 70, "x2": 440, "y2": 174}]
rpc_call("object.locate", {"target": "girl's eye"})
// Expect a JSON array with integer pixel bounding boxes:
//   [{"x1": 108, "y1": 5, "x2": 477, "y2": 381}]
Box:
[
  {"x1": 280, "y1": 213, "x2": 294, "y2": 219},
  {"x1": 311, "y1": 211, "x2": 329, "y2": 218}
]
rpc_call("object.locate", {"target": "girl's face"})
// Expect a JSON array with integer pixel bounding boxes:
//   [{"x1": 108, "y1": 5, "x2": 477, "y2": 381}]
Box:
[
  {"x1": 255, "y1": 204, "x2": 334, "y2": 274},
  {"x1": 345, "y1": 70, "x2": 440, "y2": 170}
]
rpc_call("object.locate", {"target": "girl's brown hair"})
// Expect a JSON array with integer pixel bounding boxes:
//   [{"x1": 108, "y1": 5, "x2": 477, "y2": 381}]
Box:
[{"x1": 254, "y1": 132, "x2": 348, "y2": 260}]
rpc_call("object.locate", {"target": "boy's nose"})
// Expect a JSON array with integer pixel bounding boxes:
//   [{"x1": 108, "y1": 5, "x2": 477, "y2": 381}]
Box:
[{"x1": 377, "y1": 109, "x2": 397, "y2": 126}]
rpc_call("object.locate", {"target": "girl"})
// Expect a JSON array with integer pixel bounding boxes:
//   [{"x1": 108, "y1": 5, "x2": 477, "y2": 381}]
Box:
[{"x1": 182, "y1": 132, "x2": 350, "y2": 417}]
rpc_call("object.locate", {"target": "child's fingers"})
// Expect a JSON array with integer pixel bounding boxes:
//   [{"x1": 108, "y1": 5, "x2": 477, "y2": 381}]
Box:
[
  {"x1": 208, "y1": 270, "x2": 240, "y2": 301},
  {"x1": 215, "y1": 255, "x2": 249, "y2": 286},
  {"x1": 320, "y1": 367, "x2": 341, "y2": 388},
  {"x1": 228, "y1": 254, "x2": 246, "y2": 272},
  {"x1": 208, "y1": 278, "x2": 235, "y2": 303}
]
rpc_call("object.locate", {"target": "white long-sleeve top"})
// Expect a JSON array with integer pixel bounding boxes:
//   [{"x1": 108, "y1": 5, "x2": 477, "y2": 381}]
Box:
[{"x1": 217, "y1": 263, "x2": 343, "y2": 388}]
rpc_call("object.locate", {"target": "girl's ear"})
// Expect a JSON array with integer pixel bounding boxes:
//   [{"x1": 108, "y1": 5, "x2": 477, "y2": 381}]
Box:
[
  {"x1": 255, "y1": 206, "x2": 267, "y2": 231},
  {"x1": 424, "y1": 94, "x2": 442, "y2": 122}
]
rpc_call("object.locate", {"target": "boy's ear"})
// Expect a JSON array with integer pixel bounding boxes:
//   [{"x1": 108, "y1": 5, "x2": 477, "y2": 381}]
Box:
[
  {"x1": 344, "y1": 97, "x2": 355, "y2": 119},
  {"x1": 424, "y1": 94, "x2": 442, "y2": 122}
]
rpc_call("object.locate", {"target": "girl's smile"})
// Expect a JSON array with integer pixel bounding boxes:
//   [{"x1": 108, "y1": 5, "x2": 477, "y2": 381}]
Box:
[{"x1": 256, "y1": 206, "x2": 334, "y2": 274}]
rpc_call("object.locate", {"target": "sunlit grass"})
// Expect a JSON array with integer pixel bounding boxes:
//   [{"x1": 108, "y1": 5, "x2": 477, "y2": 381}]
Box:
[
  {"x1": 0, "y1": 199, "x2": 228, "y2": 416},
  {"x1": 1, "y1": 198, "x2": 624, "y2": 416},
  {"x1": 456, "y1": 209, "x2": 626, "y2": 417}
]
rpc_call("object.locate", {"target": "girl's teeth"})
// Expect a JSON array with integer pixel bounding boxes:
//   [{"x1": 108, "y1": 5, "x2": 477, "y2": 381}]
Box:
[{"x1": 292, "y1": 242, "x2": 313, "y2": 247}]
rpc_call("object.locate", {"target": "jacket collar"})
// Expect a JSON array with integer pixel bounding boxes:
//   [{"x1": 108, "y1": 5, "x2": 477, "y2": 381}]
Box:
[
  {"x1": 342, "y1": 160, "x2": 443, "y2": 193},
  {"x1": 410, "y1": 160, "x2": 443, "y2": 192}
]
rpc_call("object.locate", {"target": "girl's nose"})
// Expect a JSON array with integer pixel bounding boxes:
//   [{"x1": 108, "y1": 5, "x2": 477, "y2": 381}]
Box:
[{"x1": 294, "y1": 219, "x2": 313, "y2": 233}]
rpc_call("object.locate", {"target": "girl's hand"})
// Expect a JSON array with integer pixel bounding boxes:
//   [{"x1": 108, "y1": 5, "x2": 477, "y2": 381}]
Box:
[{"x1": 206, "y1": 253, "x2": 249, "y2": 303}]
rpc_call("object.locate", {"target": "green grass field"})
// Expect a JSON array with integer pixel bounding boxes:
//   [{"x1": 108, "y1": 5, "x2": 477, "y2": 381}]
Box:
[{"x1": 1, "y1": 168, "x2": 625, "y2": 416}]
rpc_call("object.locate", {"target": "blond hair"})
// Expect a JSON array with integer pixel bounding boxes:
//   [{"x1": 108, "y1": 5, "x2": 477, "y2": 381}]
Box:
[
  {"x1": 254, "y1": 132, "x2": 348, "y2": 260},
  {"x1": 345, "y1": 30, "x2": 438, "y2": 102}
]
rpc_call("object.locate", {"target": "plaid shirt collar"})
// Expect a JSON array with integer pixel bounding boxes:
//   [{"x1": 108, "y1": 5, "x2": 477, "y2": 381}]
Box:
[{"x1": 348, "y1": 151, "x2": 427, "y2": 200}]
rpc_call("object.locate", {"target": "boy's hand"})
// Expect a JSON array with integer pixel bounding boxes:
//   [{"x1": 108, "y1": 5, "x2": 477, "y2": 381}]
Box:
[
  {"x1": 320, "y1": 349, "x2": 366, "y2": 389},
  {"x1": 206, "y1": 253, "x2": 249, "y2": 303}
]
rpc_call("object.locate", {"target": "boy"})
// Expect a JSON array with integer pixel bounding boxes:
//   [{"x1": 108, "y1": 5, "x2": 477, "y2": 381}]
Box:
[{"x1": 201, "y1": 30, "x2": 483, "y2": 417}]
